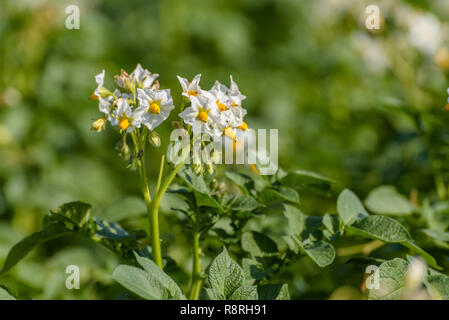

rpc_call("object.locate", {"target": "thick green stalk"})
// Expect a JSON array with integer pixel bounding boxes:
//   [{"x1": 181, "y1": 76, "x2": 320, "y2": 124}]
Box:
[
  {"x1": 149, "y1": 152, "x2": 188, "y2": 269},
  {"x1": 189, "y1": 228, "x2": 202, "y2": 300}
]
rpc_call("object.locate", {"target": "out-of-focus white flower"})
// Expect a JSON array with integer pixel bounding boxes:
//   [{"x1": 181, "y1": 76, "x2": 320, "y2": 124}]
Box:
[
  {"x1": 351, "y1": 33, "x2": 390, "y2": 72},
  {"x1": 177, "y1": 74, "x2": 202, "y2": 99},
  {"x1": 178, "y1": 95, "x2": 220, "y2": 136},
  {"x1": 409, "y1": 13, "x2": 441, "y2": 55},
  {"x1": 112, "y1": 98, "x2": 145, "y2": 133},
  {"x1": 137, "y1": 88, "x2": 175, "y2": 131}
]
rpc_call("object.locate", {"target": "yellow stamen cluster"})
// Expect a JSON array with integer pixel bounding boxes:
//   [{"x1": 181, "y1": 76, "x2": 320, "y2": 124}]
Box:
[
  {"x1": 198, "y1": 111, "x2": 208, "y2": 122},
  {"x1": 217, "y1": 101, "x2": 227, "y2": 111},
  {"x1": 150, "y1": 102, "x2": 161, "y2": 114},
  {"x1": 119, "y1": 117, "x2": 130, "y2": 131},
  {"x1": 188, "y1": 90, "x2": 198, "y2": 97},
  {"x1": 238, "y1": 121, "x2": 248, "y2": 131}
]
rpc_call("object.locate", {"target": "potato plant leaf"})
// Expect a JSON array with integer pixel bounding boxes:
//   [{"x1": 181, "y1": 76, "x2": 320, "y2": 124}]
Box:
[
  {"x1": 259, "y1": 187, "x2": 300, "y2": 205},
  {"x1": 257, "y1": 284, "x2": 290, "y2": 300},
  {"x1": 0, "y1": 223, "x2": 72, "y2": 274},
  {"x1": 337, "y1": 189, "x2": 369, "y2": 225},
  {"x1": 293, "y1": 237, "x2": 336, "y2": 267},
  {"x1": 229, "y1": 285, "x2": 258, "y2": 300},
  {"x1": 208, "y1": 247, "x2": 244, "y2": 299},
  {"x1": 241, "y1": 231, "x2": 278, "y2": 257},
  {"x1": 365, "y1": 186, "x2": 414, "y2": 216},
  {"x1": 0, "y1": 287, "x2": 16, "y2": 300},
  {"x1": 346, "y1": 215, "x2": 411, "y2": 243},
  {"x1": 368, "y1": 258, "x2": 408, "y2": 300},
  {"x1": 112, "y1": 253, "x2": 185, "y2": 300}
]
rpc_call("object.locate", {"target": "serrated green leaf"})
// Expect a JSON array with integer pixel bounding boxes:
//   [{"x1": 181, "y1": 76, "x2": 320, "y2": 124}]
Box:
[
  {"x1": 0, "y1": 223, "x2": 71, "y2": 274},
  {"x1": 257, "y1": 284, "x2": 290, "y2": 300},
  {"x1": 337, "y1": 189, "x2": 368, "y2": 225},
  {"x1": 208, "y1": 247, "x2": 244, "y2": 298},
  {"x1": 365, "y1": 186, "x2": 414, "y2": 216},
  {"x1": 241, "y1": 231, "x2": 278, "y2": 257},
  {"x1": 229, "y1": 285, "x2": 258, "y2": 300},
  {"x1": 346, "y1": 215, "x2": 411, "y2": 243},
  {"x1": 368, "y1": 258, "x2": 408, "y2": 300},
  {"x1": 293, "y1": 237, "x2": 335, "y2": 267}
]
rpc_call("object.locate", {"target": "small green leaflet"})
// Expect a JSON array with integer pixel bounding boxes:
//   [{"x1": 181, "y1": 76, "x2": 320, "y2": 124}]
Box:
[
  {"x1": 368, "y1": 258, "x2": 408, "y2": 300},
  {"x1": 292, "y1": 237, "x2": 335, "y2": 268},
  {"x1": 241, "y1": 231, "x2": 278, "y2": 257},
  {"x1": 337, "y1": 189, "x2": 369, "y2": 225},
  {"x1": 364, "y1": 186, "x2": 414, "y2": 216}
]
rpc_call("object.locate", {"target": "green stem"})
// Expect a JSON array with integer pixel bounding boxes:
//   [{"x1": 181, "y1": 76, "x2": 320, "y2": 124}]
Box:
[
  {"x1": 149, "y1": 152, "x2": 188, "y2": 269},
  {"x1": 189, "y1": 228, "x2": 202, "y2": 300}
]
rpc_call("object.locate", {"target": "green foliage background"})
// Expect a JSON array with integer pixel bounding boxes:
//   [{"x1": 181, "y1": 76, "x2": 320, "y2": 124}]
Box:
[{"x1": 1, "y1": 0, "x2": 449, "y2": 299}]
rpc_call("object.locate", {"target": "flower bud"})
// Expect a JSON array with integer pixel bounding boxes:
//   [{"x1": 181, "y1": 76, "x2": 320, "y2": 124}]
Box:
[
  {"x1": 91, "y1": 117, "x2": 107, "y2": 132},
  {"x1": 205, "y1": 162, "x2": 214, "y2": 175},
  {"x1": 171, "y1": 121, "x2": 182, "y2": 129},
  {"x1": 192, "y1": 163, "x2": 202, "y2": 175},
  {"x1": 210, "y1": 150, "x2": 221, "y2": 164},
  {"x1": 210, "y1": 178, "x2": 217, "y2": 190},
  {"x1": 149, "y1": 131, "x2": 161, "y2": 148},
  {"x1": 115, "y1": 135, "x2": 130, "y2": 159}
]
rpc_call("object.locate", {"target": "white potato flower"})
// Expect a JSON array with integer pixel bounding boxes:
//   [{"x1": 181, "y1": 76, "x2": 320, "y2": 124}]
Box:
[
  {"x1": 207, "y1": 77, "x2": 247, "y2": 131},
  {"x1": 94, "y1": 70, "x2": 106, "y2": 98},
  {"x1": 115, "y1": 64, "x2": 159, "y2": 90},
  {"x1": 178, "y1": 95, "x2": 221, "y2": 136},
  {"x1": 112, "y1": 98, "x2": 145, "y2": 133},
  {"x1": 177, "y1": 74, "x2": 203, "y2": 99},
  {"x1": 137, "y1": 88, "x2": 175, "y2": 131},
  {"x1": 228, "y1": 75, "x2": 246, "y2": 107},
  {"x1": 130, "y1": 64, "x2": 159, "y2": 89}
]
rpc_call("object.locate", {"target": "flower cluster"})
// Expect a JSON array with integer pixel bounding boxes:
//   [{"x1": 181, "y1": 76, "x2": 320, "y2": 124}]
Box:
[
  {"x1": 91, "y1": 64, "x2": 174, "y2": 133},
  {"x1": 91, "y1": 64, "x2": 249, "y2": 141},
  {"x1": 177, "y1": 74, "x2": 248, "y2": 140}
]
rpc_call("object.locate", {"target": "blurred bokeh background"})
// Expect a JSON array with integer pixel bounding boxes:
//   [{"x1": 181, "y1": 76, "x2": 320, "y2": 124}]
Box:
[{"x1": 1, "y1": 0, "x2": 449, "y2": 299}]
